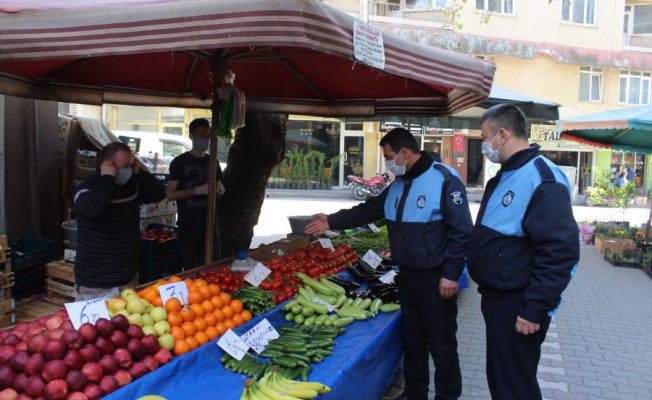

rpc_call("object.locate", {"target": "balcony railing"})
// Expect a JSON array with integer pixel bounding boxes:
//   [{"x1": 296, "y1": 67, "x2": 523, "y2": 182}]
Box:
[
  {"x1": 323, "y1": 0, "x2": 448, "y2": 25},
  {"x1": 623, "y1": 34, "x2": 652, "y2": 53}
]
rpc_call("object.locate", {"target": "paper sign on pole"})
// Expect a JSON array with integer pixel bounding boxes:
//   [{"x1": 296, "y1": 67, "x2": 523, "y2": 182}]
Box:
[
  {"x1": 318, "y1": 238, "x2": 335, "y2": 252},
  {"x1": 244, "y1": 263, "x2": 272, "y2": 287},
  {"x1": 241, "y1": 319, "x2": 280, "y2": 353},
  {"x1": 65, "y1": 298, "x2": 111, "y2": 330},
  {"x1": 353, "y1": 20, "x2": 385, "y2": 69},
  {"x1": 217, "y1": 329, "x2": 250, "y2": 360},
  {"x1": 159, "y1": 282, "x2": 190, "y2": 307},
  {"x1": 362, "y1": 249, "x2": 383, "y2": 269}
]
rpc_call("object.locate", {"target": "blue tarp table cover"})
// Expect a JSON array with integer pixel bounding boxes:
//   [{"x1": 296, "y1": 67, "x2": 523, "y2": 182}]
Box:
[{"x1": 104, "y1": 303, "x2": 403, "y2": 400}]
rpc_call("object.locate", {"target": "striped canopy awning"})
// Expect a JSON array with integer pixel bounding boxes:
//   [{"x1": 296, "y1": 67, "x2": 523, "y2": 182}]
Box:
[{"x1": 0, "y1": 0, "x2": 495, "y2": 117}]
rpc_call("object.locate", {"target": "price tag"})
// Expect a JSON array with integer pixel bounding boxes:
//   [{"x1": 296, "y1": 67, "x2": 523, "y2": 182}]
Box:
[
  {"x1": 379, "y1": 270, "x2": 397, "y2": 284},
  {"x1": 159, "y1": 282, "x2": 190, "y2": 307},
  {"x1": 244, "y1": 263, "x2": 272, "y2": 287},
  {"x1": 241, "y1": 319, "x2": 280, "y2": 354},
  {"x1": 362, "y1": 249, "x2": 383, "y2": 269},
  {"x1": 63, "y1": 249, "x2": 77, "y2": 263},
  {"x1": 65, "y1": 298, "x2": 111, "y2": 330},
  {"x1": 318, "y1": 238, "x2": 335, "y2": 252},
  {"x1": 312, "y1": 296, "x2": 335, "y2": 312},
  {"x1": 368, "y1": 223, "x2": 380, "y2": 233},
  {"x1": 217, "y1": 329, "x2": 250, "y2": 360}
]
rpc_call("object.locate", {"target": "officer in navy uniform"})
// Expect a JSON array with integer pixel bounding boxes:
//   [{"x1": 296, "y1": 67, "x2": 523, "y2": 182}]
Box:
[
  {"x1": 306, "y1": 128, "x2": 472, "y2": 400},
  {"x1": 468, "y1": 104, "x2": 580, "y2": 400}
]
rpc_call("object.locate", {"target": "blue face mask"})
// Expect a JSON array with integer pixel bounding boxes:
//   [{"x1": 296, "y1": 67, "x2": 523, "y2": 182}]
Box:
[
  {"x1": 115, "y1": 168, "x2": 132, "y2": 186},
  {"x1": 194, "y1": 138, "x2": 209, "y2": 153}
]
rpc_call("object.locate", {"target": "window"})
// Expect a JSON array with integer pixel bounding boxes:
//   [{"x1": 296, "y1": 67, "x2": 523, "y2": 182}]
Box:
[
  {"x1": 619, "y1": 70, "x2": 651, "y2": 105},
  {"x1": 476, "y1": 0, "x2": 514, "y2": 14},
  {"x1": 562, "y1": 0, "x2": 595, "y2": 26},
  {"x1": 413, "y1": 0, "x2": 447, "y2": 7},
  {"x1": 161, "y1": 141, "x2": 187, "y2": 158},
  {"x1": 632, "y1": 5, "x2": 652, "y2": 34},
  {"x1": 579, "y1": 67, "x2": 602, "y2": 102}
]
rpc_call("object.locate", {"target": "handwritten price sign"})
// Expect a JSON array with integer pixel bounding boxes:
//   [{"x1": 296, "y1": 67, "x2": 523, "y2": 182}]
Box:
[
  {"x1": 318, "y1": 238, "x2": 335, "y2": 252},
  {"x1": 368, "y1": 223, "x2": 380, "y2": 233},
  {"x1": 159, "y1": 282, "x2": 189, "y2": 307},
  {"x1": 217, "y1": 329, "x2": 250, "y2": 360},
  {"x1": 362, "y1": 249, "x2": 383, "y2": 269},
  {"x1": 244, "y1": 263, "x2": 272, "y2": 287},
  {"x1": 241, "y1": 319, "x2": 280, "y2": 353},
  {"x1": 65, "y1": 298, "x2": 111, "y2": 330},
  {"x1": 379, "y1": 270, "x2": 397, "y2": 284}
]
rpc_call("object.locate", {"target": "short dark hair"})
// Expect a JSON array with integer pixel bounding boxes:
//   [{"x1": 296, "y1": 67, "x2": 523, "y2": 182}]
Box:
[
  {"x1": 101, "y1": 142, "x2": 131, "y2": 162},
  {"x1": 189, "y1": 118, "x2": 210, "y2": 135},
  {"x1": 480, "y1": 104, "x2": 528, "y2": 139},
  {"x1": 379, "y1": 128, "x2": 420, "y2": 154}
]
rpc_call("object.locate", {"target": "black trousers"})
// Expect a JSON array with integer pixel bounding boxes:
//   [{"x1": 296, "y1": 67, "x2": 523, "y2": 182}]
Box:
[
  {"x1": 177, "y1": 227, "x2": 221, "y2": 270},
  {"x1": 481, "y1": 290, "x2": 551, "y2": 400},
  {"x1": 398, "y1": 269, "x2": 461, "y2": 400}
]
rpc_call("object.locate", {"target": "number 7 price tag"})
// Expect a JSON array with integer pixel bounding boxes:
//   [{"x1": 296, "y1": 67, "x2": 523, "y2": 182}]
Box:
[
  {"x1": 65, "y1": 298, "x2": 111, "y2": 330},
  {"x1": 159, "y1": 282, "x2": 190, "y2": 307}
]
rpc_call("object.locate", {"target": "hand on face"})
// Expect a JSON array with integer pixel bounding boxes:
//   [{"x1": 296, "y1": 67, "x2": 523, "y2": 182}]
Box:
[{"x1": 100, "y1": 160, "x2": 117, "y2": 177}]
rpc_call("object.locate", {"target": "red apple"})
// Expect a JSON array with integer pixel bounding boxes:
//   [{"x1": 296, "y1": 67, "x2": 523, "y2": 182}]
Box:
[
  {"x1": 61, "y1": 331, "x2": 82, "y2": 351},
  {"x1": 126, "y1": 339, "x2": 145, "y2": 361},
  {"x1": 127, "y1": 362, "x2": 148, "y2": 380},
  {"x1": 98, "y1": 355, "x2": 118, "y2": 376},
  {"x1": 0, "y1": 388, "x2": 17, "y2": 400},
  {"x1": 98, "y1": 375, "x2": 118, "y2": 395},
  {"x1": 25, "y1": 375, "x2": 46, "y2": 398},
  {"x1": 112, "y1": 349, "x2": 132, "y2": 370},
  {"x1": 46, "y1": 328, "x2": 64, "y2": 341},
  {"x1": 14, "y1": 343, "x2": 26, "y2": 352},
  {"x1": 42, "y1": 341, "x2": 67, "y2": 361},
  {"x1": 25, "y1": 323, "x2": 47, "y2": 339},
  {"x1": 62, "y1": 350, "x2": 83, "y2": 371},
  {"x1": 43, "y1": 379, "x2": 68, "y2": 400},
  {"x1": 36, "y1": 317, "x2": 50, "y2": 327},
  {"x1": 0, "y1": 346, "x2": 16, "y2": 366},
  {"x1": 45, "y1": 317, "x2": 62, "y2": 331},
  {"x1": 66, "y1": 392, "x2": 89, "y2": 400},
  {"x1": 125, "y1": 325, "x2": 144, "y2": 341},
  {"x1": 64, "y1": 370, "x2": 86, "y2": 393},
  {"x1": 9, "y1": 351, "x2": 30, "y2": 373},
  {"x1": 41, "y1": 360, "x2": 67, "y2": 382},
  {"x1": 82, "y1": 384, "x2": 103, "y2": 400},
  {"x1": 77, "y1": 324, "x2": 97, "y2": 345},
  {"x1": 26, "y1": 334, "x2": 48, "y2": 354},
  {"x1": 108, "y1": 331, "x2": 128, "y2": 349},
  {"x1": 14, "y1": 394, "x2": 32, "y2": 400},
  {"x1": 23, "y1": 353, "x2": 46, "y2": 376},
  {"x1": 113, "y1": 369, "x2": 131, "y2": 388},
  {"x1": 80, "y1": 362, "x2": 103, "y2": 384},
  {"x1": 0, "y1": 366, "x2": 15, "y2": 390},
  {"x1": 11, "y1": 373, "x2": 28, "y2": 393},
  {"x1": 110, "y1": 315, "x2": 129, "y2": 332},
  {"x1": 140, "y1": 355, "x2": 159, "y2": 372},
  {"x1": 93, "y1": 337, "x2": 114, "y2": 357},
  {"x1": 94, "y1": 319, "x2": 113, "y2": 338},
  {"x1": 58, "y1": 321, "x2": 74, "y2": 332},
  {"x1": 11, "y1": 324, "x2": 27, "y2": 335},
  {"x1": 152, "y1": 348, "x2": 172, "y2": 366},
  {"x1": 2, "y1": 335, "x2": 20, "y2": 348},
  {"x1": 140, "y1": 334, "x2": 160, "y2": 355},
  {"x1": 78, "y1": 345, "x2": 99, "y2": 364},
  {"x1": 54, "y1": 310, "x2": 69, "y2": 320}
]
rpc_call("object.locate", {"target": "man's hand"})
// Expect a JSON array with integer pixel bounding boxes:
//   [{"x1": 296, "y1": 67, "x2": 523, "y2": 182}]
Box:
[
  {"x1": 194, "y1": 182, "x2": 209, "y2": 195},
  {"x1": 515, "y1": 316, "x2": 540, "y2": 335},
  {"x1": 439, "y1": 277, "x2": 458, "y2": 299},
  {"x1": 100, "y1": 160, "x2": 117, "y2": 177},
  {"x1": 305, "y1": 213, "x2": 329, "y2": 235},
  {"x1": 132, "y1": 155, "x2": 140, "y2": 174},
  {"x1": 216, "y1": 181, "x2": 226, "y2": 197}
]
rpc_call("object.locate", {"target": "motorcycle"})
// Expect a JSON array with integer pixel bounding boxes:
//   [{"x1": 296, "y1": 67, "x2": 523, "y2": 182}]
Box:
[{"x1": 347, "y1": 172, "x2": 390, "y2": 200}]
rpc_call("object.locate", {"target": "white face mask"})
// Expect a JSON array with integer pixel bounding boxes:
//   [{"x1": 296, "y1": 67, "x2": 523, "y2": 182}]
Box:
[
  {"x1": 482, "y1": 133, "x2": 501, "y2": 164},
  {"x1": 385, "y1": 150, "x2": 407, "y2": 176},
  {"x1": 114, "y1": 168, "x2": 132, "y2": 186}
]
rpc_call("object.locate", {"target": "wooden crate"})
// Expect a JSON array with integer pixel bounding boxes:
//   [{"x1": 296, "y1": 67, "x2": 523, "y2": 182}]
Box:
[
  {"x1": 46, "y1": 260, "x2": 75, "y2": 283},
  {"x1": 45, "y1": 260, "x2": 77, "y2": 302},
  {"x1": 0, "y1": 235, "x2": 15, "y2": 329}
]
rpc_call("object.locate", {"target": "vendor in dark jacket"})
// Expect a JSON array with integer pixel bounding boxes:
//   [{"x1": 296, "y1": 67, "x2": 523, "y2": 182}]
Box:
[
  {"x1": 74, "y1": 142, "x2": 166, "y2": 301},
  {"x1": 468, "y1": 104, "x2": 580, "y2": 400},
  {"x1": 306, "y1": 128, "x2": 472, "y2": 400}
]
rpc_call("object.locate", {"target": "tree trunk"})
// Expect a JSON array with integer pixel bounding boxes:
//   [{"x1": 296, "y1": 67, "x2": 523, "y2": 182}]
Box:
[{"x1": 218, "y1": 113, "x2": 287, "y2": 257}]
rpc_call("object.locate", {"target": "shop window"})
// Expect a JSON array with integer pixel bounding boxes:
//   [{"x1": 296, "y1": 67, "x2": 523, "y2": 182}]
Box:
[
  {"x1": 619, "y1": 71, "x2": 651, "y2": 105},
  {"x1": 561, "y1": 0, "x2": 595, "y2": 26},
  {"x1": 475, "y1": 0, "x2": 514, "y2": 15},
  {"x1": 579, "y1": 67, "x2": 602, "y2": 102}
]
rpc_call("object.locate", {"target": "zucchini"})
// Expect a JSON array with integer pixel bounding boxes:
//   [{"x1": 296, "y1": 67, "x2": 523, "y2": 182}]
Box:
[
  {"x1": 352, "y1": 298, "x2": 363, "y2": 308},
  {"x1": 337, "y1": 306, "x2": 369, "y2": 320},
  {"x1": 342, "y1": 298, "x2": 354, "y2": 308},
  {"x1": 296, "y1": 297, "x2": 330, "y2": 315},
  {"x1": 296, "y1": 272, "x2": 335, "y2": 296},
  {"x1": 370, "y1": 298, "x2": 383, "y2": 313},
  {"x1": 320, "y1": 277, "x2": 346, "y2": 296},
  {"x1": 303, "y1": 316, "x2": 316, "y2": 326},
  {"x1": 380, "y1": 303, "x2": 402, "y2": 312},
  {"x1": 332, "y1": 316, "x2": 355, "y2": 327},
  {"x1": 358, "y1": 298, "x2": 373, "y2": 310},
  {"x1": 293, "y1": 314, "x2": 305, "y2": 324},
  {"x1": 285, "y1": 313, "x2": 295, "y2": 322},
  {"x1": 314, "y1": 314, "x2": 327, "y2": 326}
]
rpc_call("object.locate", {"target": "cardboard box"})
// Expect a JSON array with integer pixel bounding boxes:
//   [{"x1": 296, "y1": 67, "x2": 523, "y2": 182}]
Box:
[
  {"x1": 248, "y1": 235, "x2": 310, "y2": 262},
  {"x1": 594, "y1": 236, "x2": 634, "y2": 255}
]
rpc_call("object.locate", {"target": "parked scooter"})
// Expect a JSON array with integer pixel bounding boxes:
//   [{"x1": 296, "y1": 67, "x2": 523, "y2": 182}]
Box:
[
  {"x1": 584, "y1": 186, "x2": 617, "y2": 207},
  {"x1": 347, "y1": 172, "x2": 390, "y2": 200}
]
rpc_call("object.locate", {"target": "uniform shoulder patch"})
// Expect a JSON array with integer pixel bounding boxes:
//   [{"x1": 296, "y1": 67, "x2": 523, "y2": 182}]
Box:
[
  {"x1": 450, "y1": 191, "x2": 463, "y2": 206},
  {"x1": 417, "y1": 195, "x2": 426, "y2": 209},
  {"x1": 502, "y1": 190, "x2": 514, "y2": 206}
]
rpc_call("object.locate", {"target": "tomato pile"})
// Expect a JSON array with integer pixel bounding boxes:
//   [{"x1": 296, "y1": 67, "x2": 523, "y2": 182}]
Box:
[
  {"x1": 197, "y1": 243, "x2": 358, "y2": 305},
  {"x1": 140, "y1": 227, "x2": 176, "y2": 241}
]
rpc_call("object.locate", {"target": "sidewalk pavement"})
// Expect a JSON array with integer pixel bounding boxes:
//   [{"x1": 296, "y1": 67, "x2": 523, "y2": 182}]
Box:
[{"x1": 382, "y1": 243, "x2": 652, "y2": 400}]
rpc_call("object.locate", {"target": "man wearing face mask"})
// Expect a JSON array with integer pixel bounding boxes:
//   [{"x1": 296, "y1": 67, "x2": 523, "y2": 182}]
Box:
[
  {"x1": 74, "y1": 142, "x2": 166, "y2": 300},
  {"x1": 167, "y1": 118, "x2": 225, "y2": 269},
  {"x1": 469, "y1": 104, "x2": 579, "y2": 399},
  {"x1": 306, "y1": 128, "x2": 472, "y2": 400}
]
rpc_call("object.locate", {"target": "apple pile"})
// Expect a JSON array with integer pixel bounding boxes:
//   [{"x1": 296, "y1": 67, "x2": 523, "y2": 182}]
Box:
[
  {"x1": 0, "y1": 311, "x2": 172, "y2": 400},
  {"x1": 106, "y1": 290, "x2": 174, "y2": 352}
]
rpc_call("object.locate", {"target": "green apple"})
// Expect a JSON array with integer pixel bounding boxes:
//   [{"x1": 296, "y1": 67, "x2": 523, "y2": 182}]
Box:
[
  {"x1": 127, "y1": 298, "x2": 146, "y2": 314},
  {"x1": 116, "y1": 309, "x2": 131, "y2": 318},
  {"x1": 142, "y1": 313, "x2": 154, "y2": 327},
  {"x1": 108, "y1": 310, "x2": 115, "y2": 318},
  {"x1": 153, "y1": 320, "x2": 171, "y2": 337},
  {"x1": 150, "y1": 307, "x2": 167, "y2": 323},
  {"x1": 127, "y1": 313, "x2": 144, "y2": 327},
  {"x1": 140, "y1": 298, "x2": 153, "y2": 314},
  {"x1": 111, "y1": 298, "x2": 127, "y2": 312},
  {"x1": 157, "y1": 333, "x2": 175, "y2": 350},
  {"x1": 121, "y1": 288, "x2": 138, "y2": 300},
  {"x1": 107, "y1": 298, "x2": 118, "y2": 310},
  {"x1": 142, "y1": 326, "x2": 156, "y2": 336}
]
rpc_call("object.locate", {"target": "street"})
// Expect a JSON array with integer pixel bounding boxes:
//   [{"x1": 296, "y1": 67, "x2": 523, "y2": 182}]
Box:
[{"x1": 252, "y1": 195, "x2": 652, "y2": 400}]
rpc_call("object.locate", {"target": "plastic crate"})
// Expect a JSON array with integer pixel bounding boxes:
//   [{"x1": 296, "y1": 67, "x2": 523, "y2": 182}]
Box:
[
  {"x1": 139, "y1": 252, "x2": 182, "y2": 284},
  {"x1": 10, "y1": 237, "x2": 55, "y2": 271},
  {"x1": 14, "y1": 265, "x2": 46, "y2": 300}
]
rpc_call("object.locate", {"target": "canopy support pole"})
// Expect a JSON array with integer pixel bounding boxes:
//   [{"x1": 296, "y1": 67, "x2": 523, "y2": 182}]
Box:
[{"x1": 646, "y1": 200, "x2": 651, "y2": 242}]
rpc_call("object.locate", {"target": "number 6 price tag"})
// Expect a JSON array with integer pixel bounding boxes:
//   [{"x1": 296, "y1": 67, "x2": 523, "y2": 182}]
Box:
[
  {"x1": 245, "y1": 263, "x2": 272, "y2": 287},
  {"x1": 159, "y1": 282, "x2": 190, "y2": 307},
  {"x1": 65, "y1": 298, "x2": 111, "y2": 330},
  {"x1": 362, "y1": 249, "x2": 383, "y2": 269}
]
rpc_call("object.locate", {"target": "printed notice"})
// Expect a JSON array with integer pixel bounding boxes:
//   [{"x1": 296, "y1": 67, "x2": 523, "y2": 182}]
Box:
[
  {"x1": 353, "y1": 20, "x2": 385, "y2": 69},
  {"x1": 65, "y1": 298, "x2": 111, "y2": 330},
  {"x1": 241, "y1": 319, "x2": 280, "y2": 353}
]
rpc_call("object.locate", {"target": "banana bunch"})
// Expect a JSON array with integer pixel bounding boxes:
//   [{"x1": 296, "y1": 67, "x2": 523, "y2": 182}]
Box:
[{"x1": 241, "y1": 369, "x2": 331, "y2": 400}]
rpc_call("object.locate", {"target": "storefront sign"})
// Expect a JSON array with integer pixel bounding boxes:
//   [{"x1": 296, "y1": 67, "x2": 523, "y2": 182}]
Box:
[
  {"x1": 531, "y1": 124, "x2": 561, "y2": 142},
  {"x1": 353, "y1": 20, "x2": 385, "y2": 69},
  {"x1": 347, "y1": 146, "x2": 360, "y2": 155},
  {"x1": 65, "y1": 298, "x2": 111, "y2": 330}
]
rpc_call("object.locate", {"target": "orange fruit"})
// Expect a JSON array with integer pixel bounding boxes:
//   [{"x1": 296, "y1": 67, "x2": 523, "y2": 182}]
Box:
[
  {"x1": 203, "y1": 312, "x2": 217, "y2": 327},
  {"x1": 205, "y1": 326, "x2": 219, "y2": 340},
  {"x1": 241, "y1": 310, "x2": 252, "y2": 322},
  {"x1": 185, "y1": 336, "x2": 199, "y2": 350},
  {"x1": 208, "y1": 284, "x2": 221, "y2": 296},
  {"x1": 195, "y1": 279, "x2": 208, "y2": 287},
  {"x1": 181, "y1": 321, "x2": 197, "y2": 337},
  {"x1": 224, "y1": 319, "x2": 236, "y2": 330},
  {"x1": 194, "y1": 331, "x2": 209, "y2": 346},
  {"x1": 170, "y1": 326, "x2": 185, "y2": 340},
  {"x1": 181, "y1": 308, "x2": 196, "y2": 322},
  {"x1": 165, "y1": 298, "x2": 182, "y2": 313},
  {"x1": 201, "y1": 299, "x2": 215, "y2": 314},
  {"x1": 152, "y1": 280, "x2": 169, "y2": 290},
  {"x1": 230, "y1": 299, "x2": 243, "y2": 314},
  {"x1": 187, "y1": 284, "x2": 197, "y2": 292},
  {"x1": 210, "y1": 296, "x2": 224, "y2": 310},
  {"x1": 198, "y1": 286, "x2": 213, "y2": 301},
  {"x1": 193, "y1": 317, "x2": 208, "y2": 333},
  {"x1": 167, "y1": 311, "x2": 183, "y2": 327},
  {"x1": 184, "y1": 278, "x2": 194, "y2": 287},
  {"x1": 173, "y1": 339, "x2": 190, "y2": 356},
  {"x1": 190, "y1": 303, "x2": 205, "y2": 318},
  {"x1": 215, "y1": 322, "x2": 227, "y2": 336},
  {"x1": 152, "y1": 297, "x2": 163, "y2": 307},
  {"x1": 232, "y1": 313, "x2": 244, "y2": 327},
  {"x1": 213, "y1": 309, "x2": 226, "y2": 323},
  {"x1": 169, "y1": 276, "x2": 182, "y2": 283},
  {"x1": 219, "y1": 292, "x2": 231, "y2": 306},
  {"x1": 188, "y1": 290, "x2": 205, "y2": 305},
  {"x1": 222, "y1": 305, "x2": 235, "y2": 319}
]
